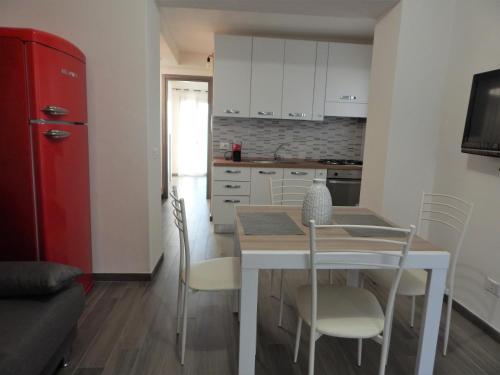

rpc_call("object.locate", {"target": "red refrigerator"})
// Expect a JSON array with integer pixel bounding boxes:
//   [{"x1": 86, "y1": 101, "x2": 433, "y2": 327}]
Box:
[{"x1": 0, "y1": 28, "x2": 93, "y2": 292}]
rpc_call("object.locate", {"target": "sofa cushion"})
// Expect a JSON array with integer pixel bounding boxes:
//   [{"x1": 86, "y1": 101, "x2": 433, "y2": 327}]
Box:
[
  {"x1": 0, "y1": 262, "x2": 82, "y2": 297},
  {"x1": 0, "y1": 283, "x2": 84, "y2": 375}
]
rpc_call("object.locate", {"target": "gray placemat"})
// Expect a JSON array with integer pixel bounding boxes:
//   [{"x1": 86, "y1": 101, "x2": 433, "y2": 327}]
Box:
[
  {"x1": 239, "y1": 212, "x2": 304, "y2": 235},
  {"x1": 333, "y1": 214, "x2": 405, "y2": 237}
]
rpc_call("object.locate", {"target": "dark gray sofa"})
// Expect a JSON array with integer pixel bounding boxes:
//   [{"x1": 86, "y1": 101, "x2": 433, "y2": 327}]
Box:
[{"x1": 0, "y1": 262, "x2": 85, "y2": 375}]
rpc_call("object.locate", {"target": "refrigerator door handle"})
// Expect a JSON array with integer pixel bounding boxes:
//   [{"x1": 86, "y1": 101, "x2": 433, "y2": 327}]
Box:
[
  {"x1": 44, "y1": 129, "x2": 71, "y2": 140},
  {"x1": 42, "y1": 105, "x2": 69, "y2": 116}
]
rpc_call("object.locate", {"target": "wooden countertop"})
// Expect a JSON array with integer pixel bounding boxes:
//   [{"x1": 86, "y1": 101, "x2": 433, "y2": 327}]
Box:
[{"x1": 213, "y1": 158, "x2": 362, "y2": 170}]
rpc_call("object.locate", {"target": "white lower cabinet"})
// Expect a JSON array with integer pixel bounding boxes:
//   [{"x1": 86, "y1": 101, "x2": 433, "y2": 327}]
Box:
[
  {"x1": 213, "y1": 181, "x2": 251, "y2": 196},
  {"x1": 250, "y1": 168, "x2": 284, "y2": 204},
  {"x1": 212, "y1": 166, "x2": 251, "y2": 228},
  {"x1": 212, "y1": 195, "x2": 250, "y2": 226},
  {"x1": 212, "y1": 166, "x2": 330, "y2": 230}
]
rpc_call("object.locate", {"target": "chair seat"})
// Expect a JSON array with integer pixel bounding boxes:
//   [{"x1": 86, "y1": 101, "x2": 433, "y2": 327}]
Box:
[
  {"x1": 366, "y1": 269, "x2": 428, "y2": 296},
  {"x1": 296, "y1": 285, "x2": 385, "y2": 339},
  {"x1": 182, "y1": 257, "x2": 241, "y2": 291}
]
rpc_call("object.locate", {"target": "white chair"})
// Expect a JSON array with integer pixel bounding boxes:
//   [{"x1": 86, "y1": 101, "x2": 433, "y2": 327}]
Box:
[
  {"x1": 269, "y1": 178, "x2": 313, "y2": 327},
  {"x1": 293, "y1": 221, "x2": 416, "y2": 375},
  {"x1": 170, "y1": 187, "x2": 241, "y2": 365},
  {"x1": 365, "y1": 192, "x2": 473, "y2": 356}
]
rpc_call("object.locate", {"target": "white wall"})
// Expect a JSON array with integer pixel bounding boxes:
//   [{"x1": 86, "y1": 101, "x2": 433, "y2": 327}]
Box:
[
  {"x1": 360, "y1": 2, "x2": 402, "y2": 213},
  {"x1": 0, "y1": 0, "x2": 162, "y2": 274},
  {"x1": 160, "y1": 33, "x2": 212, "y2": 76},
  {"x1": 364, "y1": 0, "x2": 500, "y2": 331},
  {"x1": 433, "y1": 0, "x2": 500, "y2": 330},
  {"x1": 146, "y1": 0, "x2": 163, "y2": 271}
]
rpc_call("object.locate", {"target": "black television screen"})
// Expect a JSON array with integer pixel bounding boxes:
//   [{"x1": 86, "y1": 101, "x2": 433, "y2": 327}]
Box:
[{"x1": 462, "y1": 68, "x2": 500, "y2": 157}]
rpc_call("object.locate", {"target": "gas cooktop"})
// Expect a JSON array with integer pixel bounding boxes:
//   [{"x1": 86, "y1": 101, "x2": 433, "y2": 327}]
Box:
[{"x1": 318, "y1": 159, "x2": 363, "y2": 166}]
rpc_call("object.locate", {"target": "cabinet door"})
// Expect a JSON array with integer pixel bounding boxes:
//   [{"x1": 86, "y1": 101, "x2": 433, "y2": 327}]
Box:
[
  {"x1": 250, "y1": 168, "x2": 284, "y2": 204},
  {"x1": 326, "y1": 42, "x2": 372, "y2": 105},
  {"x1": 250, "y1": 37, "x2": 284, "y2": 119},
  {"x1": 312, "y1": 42, "x2": 329, "y2": 121},
  {"x1": 212, "y1": 196, "x2": 250, "y2": 225},
  {"x1": 282, "y1": 40, "x2": 317, "y2": 121},
  {"x1": 213, "y1": 35, "x2": 252, "y2": 117}
]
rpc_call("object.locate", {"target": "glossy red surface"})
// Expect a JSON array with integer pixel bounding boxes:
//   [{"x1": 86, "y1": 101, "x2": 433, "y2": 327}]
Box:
[
  {"x1": 0, "y1": 27, "x2": 85, "y2": 62},
  {"x1": 0, "y1": 37, "x2": 39, "y2": 261},
  {"x1": 0, "y1": 30, "x2": 93, "y2": 293},
  {"x1": 31, "y1": 123, "x2": 93, "y2": 276},
  {"x1": 27, "y1": 43, "x2": 87, "y2": 123}
]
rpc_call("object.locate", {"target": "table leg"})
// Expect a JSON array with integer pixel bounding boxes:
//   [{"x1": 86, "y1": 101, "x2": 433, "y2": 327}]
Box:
[
  {"x1": 415, "y1": 268, "x2": 447, "y2": 375},
  {"x1": 239, "y1": 268, "x2": 259, "y2": 375}
]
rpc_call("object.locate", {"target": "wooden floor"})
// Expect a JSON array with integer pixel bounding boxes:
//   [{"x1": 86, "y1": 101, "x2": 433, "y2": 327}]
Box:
[{"x1": 59, "y1": 177, "x2": 500, "y2": 375}]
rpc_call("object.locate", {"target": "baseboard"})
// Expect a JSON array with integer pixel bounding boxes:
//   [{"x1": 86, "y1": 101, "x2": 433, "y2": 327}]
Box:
[
  {"x1": 446, "y1": 295, "x2": 500, "y2": 343},
  {"x1": 93, "y1": 253, "x2": 164, "y2": 282}
]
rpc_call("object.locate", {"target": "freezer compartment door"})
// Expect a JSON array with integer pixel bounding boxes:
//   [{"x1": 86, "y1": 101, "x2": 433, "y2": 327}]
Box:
[
  {"x1": 31, "y1": 123, "x2": 92, "y2": 278},
  {"x1": 27, "y1": 42, "x2": 87, "y2": 123}
]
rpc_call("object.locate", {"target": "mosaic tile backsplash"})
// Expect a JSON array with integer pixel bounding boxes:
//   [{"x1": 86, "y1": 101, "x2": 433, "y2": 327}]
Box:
[{"x1": 212, "y1": 116, "x2": 366, "y2": 160}]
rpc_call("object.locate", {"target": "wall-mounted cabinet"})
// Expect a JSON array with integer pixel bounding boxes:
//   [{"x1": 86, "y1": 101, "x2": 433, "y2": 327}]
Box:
[
  {"x1": 312, "y1": 42, "x2": 329, "y2": 121},
  {"x1": 214, "y1": 35, "x2": 373, "y2": 120},
  {"x1": 250, "y1": 38, "x2": 284, "y2": 119},
  {"x1": 325, "y1": 42, "x2": 373, "y2": 118},
  {"x1": 213, "y1": 35, "x2": 252, "y2": 117},
  {"x1": 281, "y1": 39, "x2": 317, "y2": 121}
]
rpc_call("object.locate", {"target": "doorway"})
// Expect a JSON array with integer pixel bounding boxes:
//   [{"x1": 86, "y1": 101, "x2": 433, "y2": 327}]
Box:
[{"x1": 162, "y1": 75, "x2": 213, "y2": 199}]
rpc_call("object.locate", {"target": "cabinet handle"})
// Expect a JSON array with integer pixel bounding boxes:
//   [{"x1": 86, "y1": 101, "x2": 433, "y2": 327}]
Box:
[
  {"x1": 224, "y1": 109, "x2": 240, "y2": 114},
  {"x1": 288, "y1": 112, "x2": 306, "y2": 118},
  {"x1": 224, "y1": 199, "x2": 241, "y2": 203},
  {"x1": 225, "y1": 170, "x2": 241, "y2": 174},
  {"x1": 42, "y1": 105, "x2": 69, "y2": 116},
  {"x1": 43, "y1": 129, "x2": 71, "y2": 139},
  {"x1": 291, "y1": 171, "x2": 308, "y2": 176},
  {"x1": 257, "y1": 111, "x2": 274, "y2": 116},
  {"x1": 224, "y1": 184, "x2": 241, "y2": 188},
  {"x1": 339, "y1": 95, "x2": 357, "y2": 101},
  {"x1": 258, "y1": 171, "x2": 276, "y2": 175}
]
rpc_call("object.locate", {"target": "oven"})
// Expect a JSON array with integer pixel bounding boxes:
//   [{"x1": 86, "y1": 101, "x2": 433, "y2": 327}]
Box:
[{"x1": 326, "y1": 169, "x2": 362, "y2": 206}]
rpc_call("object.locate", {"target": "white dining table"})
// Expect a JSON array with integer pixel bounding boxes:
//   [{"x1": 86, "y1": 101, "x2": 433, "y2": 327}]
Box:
[{"x1": 234, "y1": 205, "x2": 449, "y2": 375}]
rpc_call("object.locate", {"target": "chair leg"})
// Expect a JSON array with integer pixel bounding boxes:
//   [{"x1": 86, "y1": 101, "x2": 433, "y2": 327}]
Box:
[
  {"x1": 180, "y1": 286, "x2": 189, "y2": 365},
  {"x1": 270, "y1": 270, "x2": 275, "y2": 296},
  {"x1": 443, "y1": 294, "x2": 453, "y2": 356},
  {"x1": 176, "y1": 280, "x2": 183, "y2": 335},
  {"x1": 379, "y1": 335, "x2": 389, "y2": 375},
  {"x1": 410, "y1": 296, "x2": 416, "y2": 328},
  {"x1": 278, "y1": 270, "x2": 285, "y2": 327},
  {"x1": 357, "y1": 338, "x2": 363, "y2": 367},
  {"x1": 308, "y1": 327, "x2": 316, "y2": 375},
  {"x1": 293, "y1": 317, "x2": 303, "y2": 363}
]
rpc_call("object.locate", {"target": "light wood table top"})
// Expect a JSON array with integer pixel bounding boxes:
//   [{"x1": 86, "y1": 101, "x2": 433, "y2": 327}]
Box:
[{"x1": 235, "y1": 205, "x2": 442, "y2": 253}]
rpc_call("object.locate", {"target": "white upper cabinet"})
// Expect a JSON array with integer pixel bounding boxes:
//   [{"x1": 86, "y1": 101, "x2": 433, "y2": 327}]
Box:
[
  {"x1": 250, "y1": 37, "x2": 285, "y2": 119},
  {"x1": 325, "y1": 42, "x2": 373, "y2": 117},
  {"x1": 281, "y1": 39, "x2": 317, "y2": 121},
  {"x1": 312, "y1": 42, "x2": 329, "y2": 121},
  {"x1": 213, "y1": 35, "x2": 252, "y2": 117}
]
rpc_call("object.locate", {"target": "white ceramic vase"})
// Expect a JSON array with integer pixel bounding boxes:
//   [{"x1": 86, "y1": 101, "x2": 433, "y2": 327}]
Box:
[{"x1": 301, "y1": 179, "x2": 333, "y2": 226}]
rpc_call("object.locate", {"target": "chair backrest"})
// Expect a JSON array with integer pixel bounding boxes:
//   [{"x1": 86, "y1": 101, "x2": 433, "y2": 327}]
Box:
[
  {"x1": 417, "y1": 192, "x2": 473, "y2": 288},
  {"x1": 170, "y1": 187, "x2": 191, "y2": 283},
  {"x1": 308, "y1": 220, "x2": 416, "y2": 365},
  {"x1": 269, "y1": 178, "x2": 313, "y2": 206}
]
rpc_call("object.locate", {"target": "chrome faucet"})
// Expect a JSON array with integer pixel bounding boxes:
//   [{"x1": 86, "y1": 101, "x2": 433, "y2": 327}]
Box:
[{"x1": 273, "y1": 143, "x2": 289, "y2": 160}]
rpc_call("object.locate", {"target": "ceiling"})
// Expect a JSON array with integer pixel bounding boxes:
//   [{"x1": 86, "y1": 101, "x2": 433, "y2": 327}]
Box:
[
  {"x1": 156, "y1": 0, "x2": 398, "y2": 18},
  {"x1": 158, "y1": 1, "x2": 399, "y2": 56}
]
